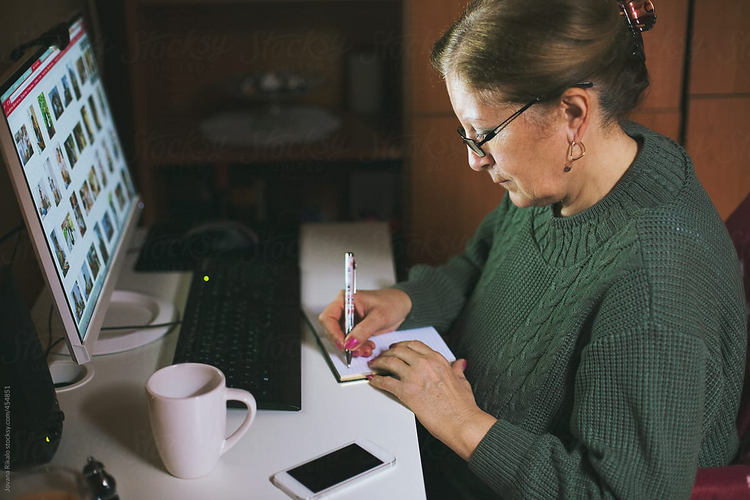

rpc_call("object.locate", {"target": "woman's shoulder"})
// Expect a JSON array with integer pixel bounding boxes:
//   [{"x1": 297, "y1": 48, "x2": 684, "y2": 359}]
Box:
[
  {"x1": 619, "y1": 121, "x2": 728, "y2": 255},
  {"x1": 630, "y1": 184, "x2": 743, "y2": 327},
  {"x1": 621, "y1": 120, "x2": 686, "y2": 158}
]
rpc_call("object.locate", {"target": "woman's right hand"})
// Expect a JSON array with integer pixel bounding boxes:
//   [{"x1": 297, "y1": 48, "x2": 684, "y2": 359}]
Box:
[{"x1": 318, "y1": 288, "x2": 412, "y2": 358}]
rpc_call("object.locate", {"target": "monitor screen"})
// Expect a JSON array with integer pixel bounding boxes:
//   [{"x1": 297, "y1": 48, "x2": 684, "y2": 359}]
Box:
[{"x1": 0, "y1": 16, "x2": 140, "y2": 362}]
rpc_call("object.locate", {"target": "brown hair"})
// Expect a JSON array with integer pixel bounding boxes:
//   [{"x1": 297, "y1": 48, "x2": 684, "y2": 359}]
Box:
[{"x1": 431, "y1": 0, "x2": 650, "y2": 122}]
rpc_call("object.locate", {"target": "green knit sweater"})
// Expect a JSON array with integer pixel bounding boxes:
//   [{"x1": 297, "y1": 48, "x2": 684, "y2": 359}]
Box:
[{"x1": 394, "y1": 122, "x2": 747, "y2": 499}]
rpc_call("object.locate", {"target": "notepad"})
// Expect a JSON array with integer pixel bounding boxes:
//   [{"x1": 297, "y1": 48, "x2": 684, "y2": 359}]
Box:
[{"x1": 303, "y1": 307, "x2": 456, "y2": 382}]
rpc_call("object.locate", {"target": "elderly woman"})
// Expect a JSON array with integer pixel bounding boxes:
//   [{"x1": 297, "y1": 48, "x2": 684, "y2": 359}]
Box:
[{"x1": 319, "y1": 0, "x2": 747, "y2": 497}]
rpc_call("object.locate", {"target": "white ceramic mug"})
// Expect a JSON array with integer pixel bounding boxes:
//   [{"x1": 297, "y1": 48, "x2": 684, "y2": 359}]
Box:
[{"x1": 145, "y1": 363, "x2": 257, "y2": 479}]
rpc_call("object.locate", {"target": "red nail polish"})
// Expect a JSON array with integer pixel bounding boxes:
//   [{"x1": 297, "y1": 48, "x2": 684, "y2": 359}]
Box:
[
  {"x1": 366, "y1": 375, "x2": 374, "y2": 380},
  {"x1": 463, "y1": 360, "x2": 468, "y2": 371},
  {"x1": 344, "y1": 338, "x2": 359, "y2": 350}
]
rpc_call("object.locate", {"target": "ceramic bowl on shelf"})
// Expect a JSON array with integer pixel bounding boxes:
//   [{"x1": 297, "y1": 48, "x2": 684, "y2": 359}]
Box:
[
  {"x1": 199, "y1": 104, "x2": 342, "y2": 148},
  {"x1": 218, "y1": 70, "x2": 324, "y2": 102}
]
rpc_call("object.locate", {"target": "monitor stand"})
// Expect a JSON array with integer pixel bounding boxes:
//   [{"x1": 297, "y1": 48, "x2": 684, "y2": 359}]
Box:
[
  {"x1": 50, "y1": 289, "x2": 178, "y2": 356},
  {"x1": 92, "y1": 290, "x2": 178, "y2": 354}
]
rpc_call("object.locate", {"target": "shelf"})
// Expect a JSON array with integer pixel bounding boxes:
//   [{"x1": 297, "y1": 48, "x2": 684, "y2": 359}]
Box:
[
  {"x1": 138, "y1": 110, "x2": 402, "y2": 166},
  {"x1": 122, "y1": 0, "x2": 403, "y2": 223}
]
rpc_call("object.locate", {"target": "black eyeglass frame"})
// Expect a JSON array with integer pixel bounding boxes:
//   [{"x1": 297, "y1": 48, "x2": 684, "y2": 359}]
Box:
[{"x1": 457, "y1": 82, "x2": 594, "y2": 158}]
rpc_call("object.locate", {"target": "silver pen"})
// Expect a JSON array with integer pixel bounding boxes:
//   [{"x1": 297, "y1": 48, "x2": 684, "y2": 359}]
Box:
[{"x1": 344, "y1": 252, "x2": 356, "y2": 367}]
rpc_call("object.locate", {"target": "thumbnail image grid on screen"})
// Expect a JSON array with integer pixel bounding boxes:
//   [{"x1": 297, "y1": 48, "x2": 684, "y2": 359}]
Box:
[{"x1": 1, "y1": 19, "x2": 137, "y2": 342}]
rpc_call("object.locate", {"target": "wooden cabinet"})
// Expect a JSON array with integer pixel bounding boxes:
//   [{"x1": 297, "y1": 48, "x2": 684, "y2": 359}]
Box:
[
  {"x1": 687, "y1": 98, "x2": 750, "y2": 218},
  {"x1": 685, "y1": 0, "x2": 750, "y2": 219},
  {"x1": 123, "y1": 0, "x2": 403, "y2": 225},
  {"x1": 406, "y1": 116, "x2": 503, "y2": 264},
  {"x1": 401, "y1": 0, "x2": 466, "y2": 265},
  {"x1": 630, "y1": 0, "x2": 689, "y2": 143},
  {"x1": 690, "y1": 0, "x2": 750, "y2": 95},
  {"x1": 402, "y1": 0, "x2": 461, "y2": 115}
]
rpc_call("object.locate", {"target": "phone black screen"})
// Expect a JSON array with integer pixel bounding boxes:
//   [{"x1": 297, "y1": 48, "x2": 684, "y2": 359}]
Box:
[{"x1": 287, "y1": 443, "x2": 384, "y2": 493}]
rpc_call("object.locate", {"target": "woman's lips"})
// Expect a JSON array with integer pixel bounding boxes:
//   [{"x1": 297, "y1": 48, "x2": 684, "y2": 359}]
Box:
[{"x1": 489, "y1": 171, "x2": 509, "y2": 184}]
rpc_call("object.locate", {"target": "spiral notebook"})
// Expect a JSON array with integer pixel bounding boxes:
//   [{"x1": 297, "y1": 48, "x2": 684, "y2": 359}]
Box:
[{"x1": 303, "y1": 307, "x2": 456, "y2": 382}]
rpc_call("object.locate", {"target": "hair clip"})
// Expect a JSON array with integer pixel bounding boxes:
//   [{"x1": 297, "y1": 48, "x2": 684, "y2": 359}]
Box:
[{"x1": 618, "y1": 0, "x2": 657, "y2": 61}]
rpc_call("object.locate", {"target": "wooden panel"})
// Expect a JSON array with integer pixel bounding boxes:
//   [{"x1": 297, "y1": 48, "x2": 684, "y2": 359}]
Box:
[
  {"x1": 690, "y1": 0, "x2": 750, "y2": 95},
  {"x1": 686, "y1": 98, "x2": 750, "y2": 219},
  {"x1": 403, "y1": 0, "x2": 467, "y2": 115},
  {"x1": 407, "y1": 116, "x2": 504, "y2": 265},
  {"x1": 627, "y1": 110, "x2": 681, "y2": 142},
  {"x1": 639, "y1": 0, "x2": 689, "y2": 110}
]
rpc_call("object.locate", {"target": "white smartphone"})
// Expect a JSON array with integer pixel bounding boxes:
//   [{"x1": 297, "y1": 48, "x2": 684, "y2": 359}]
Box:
[{"x1": 272, "y1": 439, "x2": 396, "y2": 499}]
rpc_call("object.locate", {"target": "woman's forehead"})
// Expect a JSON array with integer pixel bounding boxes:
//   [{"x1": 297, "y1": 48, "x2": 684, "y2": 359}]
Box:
[{"x1": 447, "y1": 77, "x2": 509, "y2": 123}]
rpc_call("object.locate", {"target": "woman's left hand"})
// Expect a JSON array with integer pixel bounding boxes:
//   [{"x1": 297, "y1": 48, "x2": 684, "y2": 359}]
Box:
[{"x1": 367, "y1": 341, "x2": 497, "y2": 461}]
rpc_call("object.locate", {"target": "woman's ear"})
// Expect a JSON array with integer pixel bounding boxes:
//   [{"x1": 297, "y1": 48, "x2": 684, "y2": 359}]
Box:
[{"x1": 560, "y1": 87, "x2": 592, "y2": 143}]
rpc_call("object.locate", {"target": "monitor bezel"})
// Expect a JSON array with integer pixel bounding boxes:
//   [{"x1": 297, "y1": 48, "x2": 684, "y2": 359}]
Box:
[{"x1": 0, "y1": 15, "x2": 143, "y2": 364}]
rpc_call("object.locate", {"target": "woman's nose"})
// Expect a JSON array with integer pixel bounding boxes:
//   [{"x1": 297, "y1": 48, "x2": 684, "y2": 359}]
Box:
[{"x1": 468, "y1": 148, "x2": 491, "y2": 172}]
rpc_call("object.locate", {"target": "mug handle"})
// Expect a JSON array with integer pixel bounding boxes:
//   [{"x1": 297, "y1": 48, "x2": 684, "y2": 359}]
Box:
[{"x1": 220, "y1": 388, "x2": 257, "y2": 455}]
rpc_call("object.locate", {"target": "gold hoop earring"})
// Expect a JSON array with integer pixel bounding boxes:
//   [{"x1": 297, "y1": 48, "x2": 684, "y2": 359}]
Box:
[{"x1": 564, "y1": 141, "x2": 586, "y2": 172}]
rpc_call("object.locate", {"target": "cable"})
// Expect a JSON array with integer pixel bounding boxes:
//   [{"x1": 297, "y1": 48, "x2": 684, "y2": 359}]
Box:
[
  {"x1": 1, "y1": 224, "x2": 26, "y2": 268},
  {"x1": 10, "y1": 22, "x2": 70, "y2": 61},
  {"x1": 48, "y1": 304, "x2": 52, "y2": 352},
  {"x1": 43, "y1": 307, "x2": 180, "y2": 358},
  {"x1": 10, "y1": 231, "x2": 23, "y2": 265},
  {"x1": 44, "y1": 304, "x2": 64, "y2": 359},
  {"x1": 100, "y1": 321, "x2": 182, "y2": 331},
  {"x1": 46, "y1": 338, "x2": 65, "y2": 358},
  {"x1": 0, "y1": 223, "x2": 24, "y2": 247}
]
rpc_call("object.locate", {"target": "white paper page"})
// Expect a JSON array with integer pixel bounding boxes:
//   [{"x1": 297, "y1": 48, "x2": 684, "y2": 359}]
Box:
[{"x1": 303, "y1": 307, "x2": 456, "y2": 381}]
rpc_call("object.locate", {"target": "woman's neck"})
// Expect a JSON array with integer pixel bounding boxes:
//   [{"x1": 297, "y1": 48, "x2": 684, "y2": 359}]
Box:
[{"x1": 558, "y1": 125, "x2": 640, "y2": 217}]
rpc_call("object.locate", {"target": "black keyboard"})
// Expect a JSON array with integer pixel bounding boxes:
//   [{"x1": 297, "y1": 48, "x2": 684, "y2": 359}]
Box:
[{"x1": 173, "y1": 257, "x2": 302, "y2": 411}]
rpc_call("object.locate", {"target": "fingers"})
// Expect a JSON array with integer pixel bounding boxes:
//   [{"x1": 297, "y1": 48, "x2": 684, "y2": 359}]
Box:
[
  {"x1": 343, "y1": 309, "x2": 388, "y2": 350},
  {"x1": 452, "y1": 359, "x2": 468, "y2": 379},
  {"x1": 388, "y1": 340, "x2": 434, "y2": 356},
  {"x1": 351, "y1": 340, "x2": 375, "y2": 357},
  {"x1": 367, "y1": 341, "x2": 431, "y2": 378},
  {"x1": 367, "y1": 373, "x2": 399, "y2": 394},
  {"x1": 367, "y1": 353, "x2": 409, "y2": 380},
  {"x1": 319, "y1": 291, "x2": 381, "y2": 352},
  {"x1": 376, "y1": 341, "x2": 425, "y2": 366},
  {"x1": 368, "y1": 342, "x2": 455, "y2": 387},
  {"x1": 318, "y1": 290, "x2": 346, "y2": 345},
  {"x1": 318, "y1": 288, "x2": 413, "y2": 358}
]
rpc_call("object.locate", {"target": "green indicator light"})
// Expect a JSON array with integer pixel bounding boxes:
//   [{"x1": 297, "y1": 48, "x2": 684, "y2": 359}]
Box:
[{"x1": 203, "y1": 275, "x2": 210, "y2": 282}]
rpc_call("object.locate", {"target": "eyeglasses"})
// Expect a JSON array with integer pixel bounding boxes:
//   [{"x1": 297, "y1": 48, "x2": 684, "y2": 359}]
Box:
[
  {"x1": 457, "y1": 82, "x2": 594, "y2": 158},
  {"x1": 457, "y1": 97, "x2": 539, "y2": 158}
]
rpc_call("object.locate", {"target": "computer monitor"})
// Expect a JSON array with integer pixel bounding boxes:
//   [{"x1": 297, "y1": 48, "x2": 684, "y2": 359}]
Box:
[{"x1": 0, "y1": 15, "x2": 174, "y2": 364}]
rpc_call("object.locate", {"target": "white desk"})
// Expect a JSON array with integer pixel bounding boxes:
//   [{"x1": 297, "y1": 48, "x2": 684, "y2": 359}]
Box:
[{"x1": 42, "y1": 222, "x2": 426, "y2": 500}]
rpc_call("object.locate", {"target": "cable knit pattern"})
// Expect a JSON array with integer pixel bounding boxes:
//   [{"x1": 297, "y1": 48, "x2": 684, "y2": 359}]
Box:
[{"x1": 393, "y1": 122, "x2": 747, "y2": 499}]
